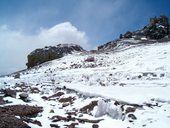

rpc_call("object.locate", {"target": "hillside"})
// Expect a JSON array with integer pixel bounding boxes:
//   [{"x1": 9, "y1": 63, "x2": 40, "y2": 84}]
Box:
[
  {"x1": 0, "y1": 15, "x2": 170, "y2": 128},
  {"x1": 0, "y1": 41, "x2": 170, "y2": 128}
]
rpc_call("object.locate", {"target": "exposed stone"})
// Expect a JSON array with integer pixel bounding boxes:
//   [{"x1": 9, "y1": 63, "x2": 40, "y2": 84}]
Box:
[
  {"x1": 125, "y1": 107, "x2": 136, "y2": 114},
  {"x1": 128, "y1": 114, "x2": 137, "y2": 120},
  {"x1": 124, "y1": 31, "x2": 133, "y2": 38},
  {"x1": 41, "y1": 96, "x2": 48, "y2": 100},
  {"x1": 92, "y1": 124, "x2": 99, "y2": 128},
  {"x1": 22, "y1": 117, "x2": 42, "y2": 127},
  {"x1": 49, "y1": 109, "x2": 55, "y2": 113},
  {"x1": 50, "y1": 124, "x2": 60, "y2": 128},
  {"x1": 0, "y1": 114, "x2": 30, "y2": 128},
  {"x1": 140, "y1": 15, "x2": 169, "y2": 39},
  {"x1": 48, "y1": 92, "x2": 65, "y2": 99},
  {"x1": 30, "y1": 87, "x2": 40, "y2": 93},
  {"x1": 51, "y1": 115, "x2": 103, "y2": 124},
  {"x1": 80, "y1": 101, "x2": 98, "y2": 113},
  {"x1": 97, "y1": 15, "x2": 170, "y2": 52},
  {"x1": 0, "y1": 105, "x2": 43, "y2": 128},
  {"x1": 0, "y1": 96, "x2": 6, "y2": 105},
  {"x1": 27, "y1": 44, "x2": 85, "y2": 68},
  {"x1": 0, "y1": 105, "x2": 43, "y2": 117},
  {"x1": 59, "y1": 96, "x2": 75, "y2": 103},
  {"x1": 4, "y1": 88, "x2": 16, "y2": 98},
  {"x1": 65, "y1": 123, "x2": 79, "y2": 128},
  {"x1": 19, "y1": 93, "x2": 29, "y2": 102},
  {"x1": 14, "y1": 73, "x2": 20, "y2": 79},
  {"x1": 85, "y1": 56, "x2": 95, "y2": 62}
]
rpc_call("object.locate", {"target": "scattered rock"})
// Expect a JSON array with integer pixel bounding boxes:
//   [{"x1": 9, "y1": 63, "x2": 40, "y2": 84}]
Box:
[
  {"x1": 50, "y1": 109, "x2": 55, "y2": 113},
  {"x1": 128, "y1": 114, "x2": 137, "y2": 120},
  {"x1": 3, "y1": 88, "x2": 17, "y2": 98},
  {"x1": 85, "y1": 56, "x2": 95, "y2": 62},
  {"x1": 62, "y1": 102, "x2": 70, "y2": 107},
  {"x1": 0, "y1": 114, "x2": 30, "y2": 128},
  {"x1": 160, "y1": 73, "x2": 165, "y2": 77},
  {"x1": 14, "y1": 73, "x2": 20, "y2": 79},
  {"x1": 50, "y1": 124, "x2": 60, "y2": 128},
  {"x1": 30, "y1": 87, "x2": 40, "y2": 93},
  {"x1": 22, "y1": 117, "x2": 42, "y2": 127},
  {"x1": 125, "y1": 107, "x2": 136, "y2": 114},
  {"x1": 0, "y1": 96, "x2": 6, "y2": 105},
  {"x1": 92, "y1": 124, "x2": 99, "y2": 128},
  {"x1": 124, "y1": 31, "x2": 133, "y2": 38},
  {"x1": 48, "y1": 92, "x2": 65, "y2": 99},
  {"x1": 59, "y1": 96, "x2": 75, "y2": 103},
  {"x1": 66, "y1": 111, "x2": 77, "y2": 116},
  {"x1": 80, "y1": 101, "x2": 98, "y2": 113},
  {"x1": 138, "y1": 75, "x2": 142, "y2": 79},
  {"x1": 0, "y1": 105, "x2": 43, "y2": 128},
  {"x1": 65, "y1": 123, "x2": 79, "y2": 128},
  {"x1": 0, "y1": 105, "x2": 43, "y2": 117},
  {"x1": 41, "y1": 96, "x2": 48, "y2": 100},
  {"x1": 51, "y1": 115, "x2": 103, "y2": 124},
  {"x1": 19, "y1": 93, "x2": 29, "y2": 102}
]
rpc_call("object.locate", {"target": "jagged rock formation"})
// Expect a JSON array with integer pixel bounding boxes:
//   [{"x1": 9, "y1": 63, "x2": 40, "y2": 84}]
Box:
[
  {"x1": 26, "y1": 44, "x2": 85, "y2": 68},
  {"x1": 133, "y1": 15, "x2": 169, "y2": 39},
  {"x1": 98, "y1": 15, "x2": 170, "y2": 52}
]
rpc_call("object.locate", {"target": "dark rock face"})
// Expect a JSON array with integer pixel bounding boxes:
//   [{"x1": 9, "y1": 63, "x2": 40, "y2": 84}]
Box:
[
  {"x1": 0, "y1": 105, "x2": 43, "y2": 128},
  {"x1": 98, "y1": 15, "x2": 170, "y2": 52},
  {"x1": 19, "y1": 93, "x2": 29, "y2": 102},
  {"x1": 98, "y1": 40, "x2": 117, "y2": 51},
  {"x1": 124, "y1": 31, "x2": 133, "y2": 38},
  {"x1": 143, "y1": 15, "x2": 169, "y2": 39},
  {"x1": 0, "y1": 114, "x2": 30, "y2": 128},
  {"x1": 4, "y1": 89, "x2": 17, "y2": 98},
  {"x1": 14, "y1": 73, "x2": 20, "y2": 79},
  {"x1": 129, "y1": 15, "x2": 169, "y2": 40},
  {"x1": 26, "y1": 44, "x2": 85, "y2": 68}
]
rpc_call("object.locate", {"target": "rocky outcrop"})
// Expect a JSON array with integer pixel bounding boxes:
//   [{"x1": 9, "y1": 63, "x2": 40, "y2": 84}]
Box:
[
  {"x1": 134, "y1": 15, "x2": 169, "y2": 39},
  {"x1": 26, "y1": 44, "x2": 85, "y2": 68},
  {"x1": 98, "y1": 15, "x2": 170, "y2": 51}
]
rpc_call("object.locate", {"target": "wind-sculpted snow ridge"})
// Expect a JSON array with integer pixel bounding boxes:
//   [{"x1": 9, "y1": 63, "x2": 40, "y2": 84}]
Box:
[{"x1": 0, "y1": 42, "x2": 170, "y2": 128}]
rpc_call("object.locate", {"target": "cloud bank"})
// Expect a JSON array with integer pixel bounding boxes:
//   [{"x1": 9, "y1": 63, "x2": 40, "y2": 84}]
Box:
[{"x1": 0, "y1": 22, "x2": 89, "y2": 75}]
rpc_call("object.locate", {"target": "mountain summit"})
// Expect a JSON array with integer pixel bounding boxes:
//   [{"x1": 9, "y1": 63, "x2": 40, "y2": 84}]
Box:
[{"x1": 98, "y1": 15, "x2": 170, "y2": 52}]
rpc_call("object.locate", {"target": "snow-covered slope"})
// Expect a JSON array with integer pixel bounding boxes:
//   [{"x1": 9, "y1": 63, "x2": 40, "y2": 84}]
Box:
[{"x1": 0, "y1": 42, "x2": 170, "y2": 128}]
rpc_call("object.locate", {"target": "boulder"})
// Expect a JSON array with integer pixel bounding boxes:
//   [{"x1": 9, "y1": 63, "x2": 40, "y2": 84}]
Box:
[
  {"x1": 26, "y1": 44, "x2": 85, "y2": 68},
  {"x1": 124, "y1": 31, "x2": 132, "y2": 38},
  {"x1": 92, "y1": 124, "x2": 99, "y2": 128},
  {"x1": 14, "y1": 73, "x2": 20, "y2": 79},
  {"x1": 19, "y1": 93, "x2": 29, "y2": 102},
  {"x1": 4, "y1": 89, "x2": 16, "y2": 98}
]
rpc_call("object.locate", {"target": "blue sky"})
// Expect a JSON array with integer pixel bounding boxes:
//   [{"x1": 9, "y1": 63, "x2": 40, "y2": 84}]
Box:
[{"x1": 0, "y1": 0, "x2": 170, "y2": 74}]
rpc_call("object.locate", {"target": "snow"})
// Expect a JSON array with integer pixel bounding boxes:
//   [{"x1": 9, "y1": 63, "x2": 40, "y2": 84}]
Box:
[
  {"x1": 0, "y1": 42, "x2": 170, "y2": 127},
  {"x1": 95, "y1": 99, "x2": 122, "y2": 119}
]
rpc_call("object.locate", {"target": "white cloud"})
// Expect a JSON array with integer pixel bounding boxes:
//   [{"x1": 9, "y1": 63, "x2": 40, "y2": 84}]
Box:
[
  {"x1": 0, "y1": 22, "x2": 89, "y2": 75},
  {"x1": 39, "y1": 22, "x2": 89, "y2": 47}
]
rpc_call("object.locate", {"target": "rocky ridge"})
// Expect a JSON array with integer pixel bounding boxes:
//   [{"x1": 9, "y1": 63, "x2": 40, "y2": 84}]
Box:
[{"x1": 98, "y1": 15, "x2": 170, "y2": 52}]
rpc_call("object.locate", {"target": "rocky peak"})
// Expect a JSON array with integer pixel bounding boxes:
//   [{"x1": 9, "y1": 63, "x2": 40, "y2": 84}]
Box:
[
  {"x1": 130, "y1": 15, "x2": 169, "y2": 40},
  {"x1": 142, "y1": 15, "x2": 169, "y2": 39},
  {"x1": 26, "y1": 44, "x2": 85, "y2": 68},
  {"x1": 98, "y1": 15, "x2": 170, "y2": 52}
]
